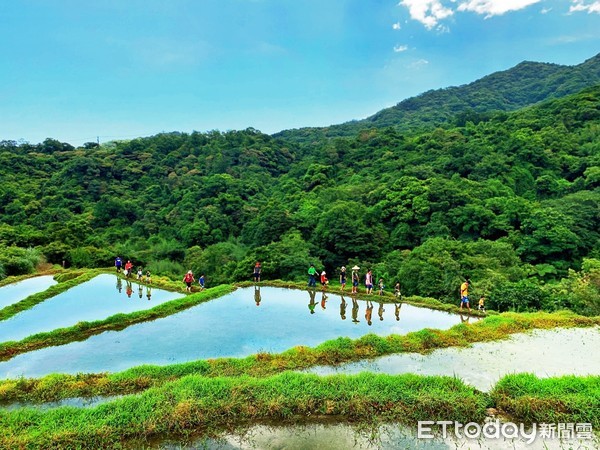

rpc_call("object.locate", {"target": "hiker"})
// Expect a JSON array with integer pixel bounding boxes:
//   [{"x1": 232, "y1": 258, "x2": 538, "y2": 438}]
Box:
[
  {"x1": 394, "y1": 282, "x2": 401, "y2": 298},
  {"x1": 320, "y1": 271, "x2": 328, "y2": 290},
  {"x1": 124, "y1": 260, "x2": 133, "y2": 278},
  {"x1": 351, "y1": 266, "x2": 360, "y2": 294},
  {"x1": 115, "y1": 256, "x2": 123, "y2": 273},
  {"x1": 365, "y1": 269, "x2": 373, "y2": 295},
  {"x1": 253, "y1": 262, "x2": 261, "y2": 282},
  {"x1": 378, "y1": 278, "x2": 385, "y2": 296},
  {"x1": 339, "y1": 266, "x2": 347, "y2": 292},
  {"x1": 307, "y1": 264, "x2": 318, "y2": 288},
  {"x1": 199, "y1": 274, "x2": 205, "y2": 290},
  {"x1": 137, "y1": 267, "x2": 143, "y2": 281},
  {"x1": 460, "y1": 277, "x2": 471, "y2": 312},
  {"x1": 145, "y1": 270, "x2": 152, "y2": 284},
  {"x1": 478, "y1": 296, "x2": 486, "y2": 312},
  {"x1": 183, "y1": 270, "x2": 195, "y2": 292}
]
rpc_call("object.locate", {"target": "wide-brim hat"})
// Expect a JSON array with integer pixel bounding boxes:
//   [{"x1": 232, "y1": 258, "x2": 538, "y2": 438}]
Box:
[{"x1": 352, "y1": 265, "x2": 360, "y2": 270}]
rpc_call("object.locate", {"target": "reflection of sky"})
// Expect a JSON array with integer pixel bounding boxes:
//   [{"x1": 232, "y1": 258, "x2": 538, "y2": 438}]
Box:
[
  {"x1": 0, "y1": 274, "x2": 182, "y2": 343},
  {"x1": 0, "y1": 276, "x2": 57, "y2": 310},
  {"x1": 309, "y1": 327, "x2": 600, "y2": 392},
  {"x1": 0, "y1": 287, "x2": 461, "y2": 378}
]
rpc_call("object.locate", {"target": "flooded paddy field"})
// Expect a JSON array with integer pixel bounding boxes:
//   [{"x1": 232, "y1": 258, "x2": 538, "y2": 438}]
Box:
[
  {"x1": 0, "y1": 275, "x2": 57, "y2": 310},
  {"x1": 308, "y1": 326, "x2": 600, "y2": 391},
  {"x1": 0, "y1": 274, "x2": 183, "y2": 343},
  {"x1": 0, "y1": 286, "x2": 461, "y2": 378}
]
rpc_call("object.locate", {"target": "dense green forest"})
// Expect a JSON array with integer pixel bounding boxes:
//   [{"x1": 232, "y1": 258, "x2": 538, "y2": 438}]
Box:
[{"x1": 1, "y1": 62, "x2": 599, "y2": 316}]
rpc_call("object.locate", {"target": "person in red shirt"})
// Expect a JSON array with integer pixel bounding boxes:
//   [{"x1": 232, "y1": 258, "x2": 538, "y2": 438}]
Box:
[{"x1": 124, "y1": 260, "x2": 133, "y2": 278}]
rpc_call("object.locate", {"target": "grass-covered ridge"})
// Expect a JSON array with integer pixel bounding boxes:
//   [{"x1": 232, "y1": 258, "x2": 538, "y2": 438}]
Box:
[
  {"x1": 0, "y1": 372, "x2": 487, "y2": 449},
  {"x1": 0, "y1": 310, "x2": 597, "y2": 403}
]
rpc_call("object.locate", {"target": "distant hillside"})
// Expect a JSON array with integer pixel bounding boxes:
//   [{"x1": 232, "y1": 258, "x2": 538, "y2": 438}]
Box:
[{"x1": 275, "y1": 52, "x2": 600, "y2": 142}]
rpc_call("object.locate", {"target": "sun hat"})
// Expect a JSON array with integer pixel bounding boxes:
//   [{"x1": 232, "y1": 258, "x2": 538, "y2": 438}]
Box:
[{"x1": 352, "y1": 265, "x2": 360, "y2": 270}]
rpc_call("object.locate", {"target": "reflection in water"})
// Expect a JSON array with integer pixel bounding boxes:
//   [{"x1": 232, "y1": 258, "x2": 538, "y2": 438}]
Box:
[
  {"x1": 146, "y1": 286, "x2": 152, "y2": 301},
  {"x1": 351, "y1": 297, "x2": 360, "y2": 324},
  {"x1": 0, "y1": 276, "x2": 57, "y2": 310},
  {"x1": 126, "y1": 281, "x2": 133, "y2": 298},
  {"x1": 394, "y1": 302, "x2": 401, "y2": 321},
  {"x1": 460, "y1": 314, "x2": 470, "y2": 324},
  {"x1": 339, "y1": 296, "x2": 346, "y2": 320},
  {"x1": 254, "y1": 286, "x2": 261, "y2": 306},
  {"x1": 308, "y1": 289, "x2": 316, "y2": 314},
  {"x1": 138, "y1": 284, "x2": 143, "y2": 299},
  {"x1": 0, "y1": 287, "x2": 463, "y2": 378},
  {"x1": 320, "y1": 292, "x2": 327, "y2": 310},
  {"x1": 377, "y1": 301, "x2": 385, "y2": 321},
  {"x1": 116, "y1": 277, "x2": 122, "y2": 293},
  {"x1": 365, "y1": 300, "x2": 373, "y2": 326}
]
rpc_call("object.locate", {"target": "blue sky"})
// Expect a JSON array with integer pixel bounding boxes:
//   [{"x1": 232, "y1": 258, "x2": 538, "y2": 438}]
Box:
[{"x1": 1, "y1": 0, "x2": 599, "y2": 146}]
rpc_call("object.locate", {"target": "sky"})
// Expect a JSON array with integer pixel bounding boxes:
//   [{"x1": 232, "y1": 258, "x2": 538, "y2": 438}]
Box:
[{"x1": 1, "y1": 0, "x2": 599, "y2": 147}]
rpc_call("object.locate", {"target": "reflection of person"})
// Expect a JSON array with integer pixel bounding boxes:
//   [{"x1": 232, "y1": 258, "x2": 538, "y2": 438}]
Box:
[
  {"x1": 351, "y1": 297, "x2": 360, "y2": 324},
  {"x1": 460, "y1": 277, "x2": 471, "y2": 312},
  {"x1": 308, "y1": 289, "x2": 317, "y2": 314},
  {"x1": 340, "y1": 266, "x2": 347, "y2": 292},
  {"x1": 365, "y1": 300, "x2": 374, "y2": 325},
  {"x1": 460, "y1": 313, "x2": 470, "y2": 324},
  {"x1": 254, "y1": 285, "x2": 261, "y2": 306},
  {"x1": 126, "y1": 280, "x2": 133, "y2": 298},
  {"x1": 320, "y1": 291, "x2": 328, "y2": 310},
  {"x1": 378, "y1": 301, "x2": 385, "y2": 321},
  {"x1": 138, "y1": 284, "x2": 143, "y2": 299},
  {"x1": 115, "y1": 257, "x2": 122, "y2": 273},
  {"x1": 394, "y1": 302, "x2": 401, "y2": 321},
  {"x1": 340, "y1": 296, "x2": 347, "y2": 320},
  {"x1": 253, "y1": 262, "x2": 261, "y2": 282},
  {"x1": 116, "y1": 277, "x2": 122, "y2": 293},
  {"x1": 146, "y1": 286, "x2": 152, "y2": 301},
  {"x1": 308, "y1": 264, "x2": 317, "y2": 287},
  {"x1": 183, "y1": 270, "x2": 195, "y2": 292}
]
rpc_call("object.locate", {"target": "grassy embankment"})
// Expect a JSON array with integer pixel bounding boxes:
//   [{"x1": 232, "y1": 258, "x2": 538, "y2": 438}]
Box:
[
  {"x1": 0, "y1": 310, "x2": 597, "y2": 403},
  {"x1": 0, "y1": 372, "x2": 487, "y2": 449},
  {"x1": 1, "y1": 372, "x2": 598, "y2": 449},
  {"x1": 491, "y1": 373, "x2": 600, "y2": 427}
]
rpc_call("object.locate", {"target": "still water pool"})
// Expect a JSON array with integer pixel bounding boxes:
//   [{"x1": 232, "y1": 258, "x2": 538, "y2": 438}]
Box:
[
  {"x1": 0, "y1": 286, "x2": 461, "y2": 378},
  {"x1": 0, "y1": 276, "x2": 57, "y2": 310},
  {"x1": 309, "y1": 327, "x2": 600, "y2": 391},
  {"x1": 0, "y1": 274, "x2": 183, "y2": 343}
]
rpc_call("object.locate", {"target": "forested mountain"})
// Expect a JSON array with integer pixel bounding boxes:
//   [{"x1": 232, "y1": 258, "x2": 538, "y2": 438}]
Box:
[
  {"x1": 1, "y1": 65, "x2": 599, "y2": 315},
  {"x1": 276, "y1": 53, "x2": 600, "y2": 142}
]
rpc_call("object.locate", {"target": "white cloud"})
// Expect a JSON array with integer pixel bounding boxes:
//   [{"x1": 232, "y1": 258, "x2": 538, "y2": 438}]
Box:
[
  {"x1": 570, "y1": 0, "x2": 600, "y2": 13},
  {"x1": 393, "y1": 21, "x2": 402, "y2": 29},
  {"x1": 399, "y1": 0, "x2": 454, "y2": 30},
  {"x1": 394, "y1": 44, "x2": 409, "y2": 52},
  {"x1": 457, "y1": 0, "x2": 541, "y2": 17}
]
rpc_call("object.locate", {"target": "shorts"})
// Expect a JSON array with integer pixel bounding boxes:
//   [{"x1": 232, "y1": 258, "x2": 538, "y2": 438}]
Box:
[
  {"x1": 352, "y1": 281, "x2": 358, "y2": 287},
  {"x1": 186, "y1": 282, "x2": 192, "y2": 288},
  {"x1": 340, "y1": 277, "x2": 346, "y2": 284},
  {"x1": 366, "y1": 284, "x2": 373, "y2": 289},
  {"x1": 461, "y1": 296, "x2": 469, "y2": 304}
]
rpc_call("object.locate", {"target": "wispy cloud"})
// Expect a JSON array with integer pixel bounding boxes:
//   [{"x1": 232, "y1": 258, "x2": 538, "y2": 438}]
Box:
[
  {"x1": 399, "y1": 0, "x2": 454, "y2": 30},
  {"x1": 394, "y1": 44, "x2": 409, "y2": 52},
  {"x1": 569, "y1": 0, "x2": 600, "y2": 13},
  {"x1": 408, "y1": 58, "x2": 429, "y2": 69}
]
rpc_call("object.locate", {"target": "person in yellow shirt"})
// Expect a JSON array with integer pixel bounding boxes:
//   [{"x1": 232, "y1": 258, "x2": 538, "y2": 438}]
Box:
[{"x1": 460, "y1": 277, "x2": 471, "y2": 312}]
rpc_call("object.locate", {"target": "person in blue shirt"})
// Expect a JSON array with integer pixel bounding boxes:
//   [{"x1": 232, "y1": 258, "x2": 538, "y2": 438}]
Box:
[
  {"x1": 199, "y1": 274, "x2": 205, "y2": 290},
  {"x1": 115, "y1": 257, "x2": 123, "y2": 273}
]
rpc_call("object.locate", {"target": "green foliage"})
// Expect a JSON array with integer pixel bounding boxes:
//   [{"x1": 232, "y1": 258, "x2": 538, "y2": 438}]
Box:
[
  {"x1": 0, "y1": 246, "x2": 42, "y2": 276},
  {"x1": 487, "y1": 279, "x2": 548, "y2": 312}
]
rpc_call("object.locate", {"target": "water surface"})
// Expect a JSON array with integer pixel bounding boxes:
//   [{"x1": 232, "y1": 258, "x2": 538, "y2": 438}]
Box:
[
  {"x1": 0, "y1": 286, "x2": 461, "y2": 378},
  {"x1": 309, "y1": 327, "x2": 600, "y2": 391},
  {"x1": 0, "y1": 274, "x2": 182, "y2": 343},
  {"x1": 0, "y1": 276, "x2": 57, "y2": 310}
]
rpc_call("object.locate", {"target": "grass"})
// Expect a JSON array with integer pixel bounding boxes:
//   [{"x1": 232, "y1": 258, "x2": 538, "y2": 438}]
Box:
[
  {"x1": 490, "y1": 373, "x2": 600, "y2": 427},
  {"x1": 0, "y1": 310, "x2": 597, "y2": 404},
  {"x1": 0, "y1": 372, "x2": 488, "y2": 449}
]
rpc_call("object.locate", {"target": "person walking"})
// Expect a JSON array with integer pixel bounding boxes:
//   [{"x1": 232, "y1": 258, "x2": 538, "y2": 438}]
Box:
[
  {"x1": 351, "y1": 266, "x2": 360, "y2": 294},
  {"x1": 460, "y1": 277, "x2": 471, "y2": 312},
  {"x1": 183, "y1": 270, "x2": 195, "y2": 292},
  {"x1": 115, "y1": 256, "x2": 123, "y2": 273},
  {"x1": 253, "y1": 262, "x2": 261, "y2": 283},
  {"x1": 199, "y1": 274, "x2": 205, "y2": 290},
  {"x1": 320, "y1": 270, "x2": 328, "y2": 291},
  {"x1": 365, "y1": 269, "x2": 373, "y2": 295},
  {"x1": 339, "y1": 266, "x2": 347, "y2": 292},
  {"x1": 307, "y1": 264, "x2": 318, "y2": 288}
]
